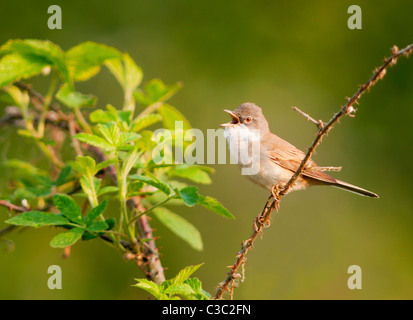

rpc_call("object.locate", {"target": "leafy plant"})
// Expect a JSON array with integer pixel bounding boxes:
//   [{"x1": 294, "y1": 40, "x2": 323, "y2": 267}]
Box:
[
  {"x1": 0, "y1": 39, "x2": 234, "y2": 299},
  {"x1": 134, "y1": 264, "x2": 210, "y2": 300}
]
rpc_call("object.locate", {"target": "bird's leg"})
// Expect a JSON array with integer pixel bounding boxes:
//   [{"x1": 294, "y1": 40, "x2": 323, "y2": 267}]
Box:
[{"x1": 270, "y1": 184, "x2": 283, "y2": 201}]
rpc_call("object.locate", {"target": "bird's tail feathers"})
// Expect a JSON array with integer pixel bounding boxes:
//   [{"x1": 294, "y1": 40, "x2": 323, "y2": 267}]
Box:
[{"x1": 333, "y1": 180, "x2": 379, "y2": 198}]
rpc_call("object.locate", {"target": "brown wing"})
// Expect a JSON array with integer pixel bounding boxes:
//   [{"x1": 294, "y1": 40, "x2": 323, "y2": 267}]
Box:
[{"x1": 263, "y1": 133, "x2": 337, "y2": 184}]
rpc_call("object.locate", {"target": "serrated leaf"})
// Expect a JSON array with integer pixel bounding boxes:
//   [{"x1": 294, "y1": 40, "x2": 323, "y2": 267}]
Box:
[
  {"x1": 6, "y1": 211, "x2": 69, "y2": 228},
  {"x1": 163, "y1": 283, "x2": 195, "y2": 295},
  {"x1": 74, "y1": 133, "x2": 114, "y2": 152},
  {"x1": 50, "y1": 227, "x2": 85, "y2": 248},
  {"x1": 171, "y1": 264, "x2": 204, "y2": 284},
  {"x1": 133, "y1": 279, "x2": 166, "y2": 300},
  {"x1": 80, "y1": 176, "x2": 101, "y2": 206},
  {"x1": 129, "y1": 174, "x2": 173, "y2": 196},
  {"x1": 126, "y1": 181, "x2": 145, "y2": 198},
  {"x1": 97, "y1": 122, "x2": 121, "y2": 147},
  {"x1": 184, "y1": 278, "x2": 211, "y2": 300},
  {"x1": 67, "y1": 156, "x2": 96, "y2": 177},
  {"x1": 179, "y1": 186, "x2": 199, "y2": 207},
  {"x1": 53, "y1": 194, "x2": 84, "y2": 225},
  {"x1": 56, "y1": 83, "x2": 96, "y2": 109},
  {"x1": 153, "y1": 207, "x2": 203, "y2": 251},
  {"x1": 119, "y1": 131, "x2": 140, "y2": 146},
  {"x1": 66, "y1": 41, "x2": 122, "y2": 82},
  {"x1": 85, "y1": 199, "x2": 107, "y2": 224},
  {"x1": 198, "y1": 195, "x2": 235, "y2": 219}
]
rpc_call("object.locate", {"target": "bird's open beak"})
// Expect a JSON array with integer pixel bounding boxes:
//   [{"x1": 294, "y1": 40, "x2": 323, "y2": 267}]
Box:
[{"x1": 220, "y1": 109, "x2": 240, "y2": 127}]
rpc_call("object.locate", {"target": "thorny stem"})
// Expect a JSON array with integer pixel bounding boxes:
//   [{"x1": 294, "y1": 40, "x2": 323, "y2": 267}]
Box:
[{"x1": 213, "y1": 43, "x2": 413, "y2": 300}]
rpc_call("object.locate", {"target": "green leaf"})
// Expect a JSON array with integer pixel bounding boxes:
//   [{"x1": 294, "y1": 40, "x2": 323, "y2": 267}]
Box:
[
  {"x1": 129, "y1": 174, "x2": 173, "y2": 196},
  {"x1": 171, "y1": 264, "x2": 204, "y2": 284},
  {"x1": 127, "y1": 181, "x2": 145, "y2": 198},
  {"x1": 105, "y1": 218, "x2": 116, "y2": 230},
  {"x1": 85, "y1": 199, "x2": 107, "y2": 224},
  {"x1": 0, "y1": 39, "x2": 72, "y2": 87},
  {"x1": 0, "y1": 53, "x2": 49, "y2": 88},
  {"x1": 163, "y1": 283, "x2": 194, "y2": 295},
  {"x1": 123, "y1": 53, "x2": 143, "y2": 92},
  {"x1": 79, "y1": 176, "x2": 101, "y2": 206},
  {"x1": 178, "y1": 186, "x2": 234, "y2": 218},
  {"x1": 6, "y1": 211, "x2": 69, "y2": 228},
  {"x1": 134, "y1": 79, "x2": 182, "y2": 107},
  {"x1": 105, "y1": 53, "x2": 142, "y2": 92},
  {"x1": 74, "y1": 133, "x2": 114, "y2": 152},
  {"x1": 56, "y1": 83, "x2": 96, "y2": 109},
  {"x1": 68, "y1": 155, "x2": 96, "y2": 176},
  {"x1": 184, "y1": 278, "x2": 211, "y2": 300},
  {"x1": 179, "y1": 186, "x2": 200, "y2": 207},
  {"x1": 66, "y1": 41, "x2": 122, "y2": 82},
  {"x1": 89, "y1": 109, "x2": 118, "y2": 124},
  {"x1": 89, "y1": 105, "x2": 132, "y2": 130},
  {"x1": 7, "y1": 40, "x2": 69, "y2": 84},
  {"x1": 50, "y1": 227, "x2": 85, "y2": 248},
  {"x1": 130, "y1": 113, "x2": 162, "y2": 132},
  {"x1": 158, "y1": 104, "x2": 191, "y2": 130},
  {"x1": 153, "y1": 207, "x2": 203, "y2": 251},
  {"x1": 97, "y1": 122, "x2": 121, "y2": 147},
  {"x1": 168, "y1": 164, "x2": 212, "y2": 185},
  {"x1": 86, "y1": 221, "x2": 109, "y2": 233},
  {"x1": 95, "y1": 159, "x2": 117, "y2": 173},
  {"x1": 119, "y1": 131, "x2": 140, "y2": 147},
  {"x1": 53, "y1": 194, "x2": 84, "y2": 225},
  {"x1": 133, "y1": 279, "x2": 166, "y2": 300},
  {"x1": 198, "y1": 195, "x2": 235, "y2": 219},
  {"x1": 54, "y1": 166, "x2": 72, "y2": 186}
]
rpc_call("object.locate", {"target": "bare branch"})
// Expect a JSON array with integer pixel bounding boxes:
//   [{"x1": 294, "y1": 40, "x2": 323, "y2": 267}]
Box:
[{"x1": 292, "y1": 106, "x2": 324, "y2": 129}]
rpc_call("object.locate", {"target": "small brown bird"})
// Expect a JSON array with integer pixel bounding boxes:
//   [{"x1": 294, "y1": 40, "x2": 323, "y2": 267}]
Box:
[{"x1": 221, "y1": 102, "x2": 379, "y2": 198}]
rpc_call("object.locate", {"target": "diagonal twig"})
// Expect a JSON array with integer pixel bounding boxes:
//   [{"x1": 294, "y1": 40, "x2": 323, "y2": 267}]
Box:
[{"x1": 214, "y1": 43, "x2": 413, "y2": 300}]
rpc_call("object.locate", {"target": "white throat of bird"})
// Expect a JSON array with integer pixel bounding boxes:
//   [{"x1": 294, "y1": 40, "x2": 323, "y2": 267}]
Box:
[{"x1": 223, "y1": 123, "x2": 261, "y2": 175}]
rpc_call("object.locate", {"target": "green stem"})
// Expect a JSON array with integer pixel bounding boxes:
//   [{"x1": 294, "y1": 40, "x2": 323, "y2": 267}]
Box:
[
  {"x1": 85, "y1": 174, "x2": 126, "y2": 253},
  {"x1": 74, "y1": 108, "x2": 92, "y2": 134},
  {"x1": 115, "y1": 158, "x2": 136, "y2": 244},
  {"x1": 38, "y1": 72, "x2": 59, "y2": 138},
  {"x1": 38, "y1": 141, "x2": 64, "y2": 168},
  {"x1": 128, "y1": 196, "x2": 171, "y2": 226}
]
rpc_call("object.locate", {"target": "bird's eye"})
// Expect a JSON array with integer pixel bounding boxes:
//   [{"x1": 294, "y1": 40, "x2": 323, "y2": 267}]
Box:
[{"x1": 245, "y1": 116, "x2": 252, "y2": 123}]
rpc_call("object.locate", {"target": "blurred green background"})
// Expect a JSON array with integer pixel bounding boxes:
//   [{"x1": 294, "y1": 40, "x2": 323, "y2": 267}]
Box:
[{"x1": 0, "y1": 0, "x2": 412, "y2": 299}]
